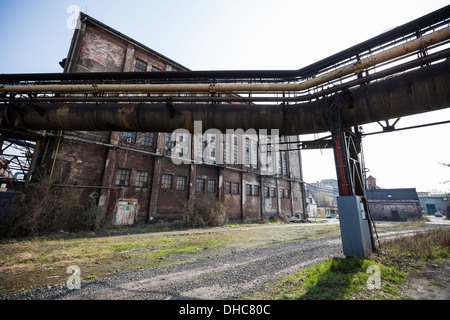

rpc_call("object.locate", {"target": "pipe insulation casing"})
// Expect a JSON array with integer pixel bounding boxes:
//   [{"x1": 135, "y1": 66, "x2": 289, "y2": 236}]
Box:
[{"x1": 2, "y1": 60, "x2": 450, "y2": 134}]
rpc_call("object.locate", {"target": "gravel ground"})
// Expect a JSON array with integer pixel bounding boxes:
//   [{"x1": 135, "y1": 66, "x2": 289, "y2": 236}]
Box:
[
  {"x1": 2, "y1": 219, "x2": 446, "y2": 301},
  {"x1": 1, "y1": 233, "x2": 343, "y2": 300}
]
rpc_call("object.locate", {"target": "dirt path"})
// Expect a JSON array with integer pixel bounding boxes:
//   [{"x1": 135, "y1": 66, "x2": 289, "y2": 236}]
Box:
[
  {"x1": 2, "y1": 224, "x2": 343, "y2": 300},
  {"x1": 2, "y1": 220, "x2": 447, "y2": 300}
]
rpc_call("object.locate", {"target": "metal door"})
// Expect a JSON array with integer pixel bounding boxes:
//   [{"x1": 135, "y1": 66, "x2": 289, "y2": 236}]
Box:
[
  {"x1": 426, "y1": 204, "x2": 436, "y2": 215},
  {"x1": 114, "y1": 199, "x2": 137, "y2": 226}
]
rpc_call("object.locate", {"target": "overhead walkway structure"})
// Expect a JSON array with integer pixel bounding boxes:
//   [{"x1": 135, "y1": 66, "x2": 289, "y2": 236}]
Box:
[{"x1": 1, "y1": 5, "x2": 450, "y2": 257}]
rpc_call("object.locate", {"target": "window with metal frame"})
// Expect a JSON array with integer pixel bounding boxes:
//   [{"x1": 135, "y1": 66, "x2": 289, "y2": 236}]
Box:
[
  {"x1": 270, "y1": 187, "x2": 276, "y2": 197},
  {"x1": 253, "y1": 185, "x2": 259, "y2": 197},
  {"x1": 115, "y1": 168, "x2": 131, "y2": 186},
  {"x1": 134, "y1": 58, "x2": 147, "y2": 72},
  {"x1": 141, "y1": 132, "x2": 154, "y2": 147},
  {"x1": 224, "y1": 135, "x2": 231, "y2": 164},
  {"x1": 232, "y1": 182, "x2": 239, "y2": 195},
  {"x1": 245, "y1": 138, "x2": 250, "y2": 168},
  {"x1": 225, "y1": 181, "x2": 231, "y2": 194},
  {"x1": 135, "y1": 171, "x2": 149, "y2": 188},
  {"x1": 264, "y1": 186, "x2": 270, "y2": 198},
  {"x1": 161, "y1": 174, "x2": 173, "y2": 190},
  {"x1": 196, "y1": 178, "x2": 205, "y2": 193},
  {"x1": 123, "y1": 132, "x2": 137, "y2": 144},
  {"x1": 208, "y1": 180, "x2": 216, "y2": 193},
  {"x1": 176, "y1": 176, "x2": 187, "y2": 191},
  {"x1": 233, "y1": 136, "x2": 239, "y2": 165},
  {"x1": 282, "y1": 151, "x2": 288, "y2": 176},
  {"x1": 252, "y1": 140, "x2": 258, "y2": 169},
  {"x1": 246, "y1": 184, "x2": 252, "y2": 196}
]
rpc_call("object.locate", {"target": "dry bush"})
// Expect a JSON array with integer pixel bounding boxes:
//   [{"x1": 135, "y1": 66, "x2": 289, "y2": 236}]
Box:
[
  {"x1": 1, "y1": 181, "x2": 109, "y2": 237},
  {"x1": 184, "y1": 194, "x2": 227, "y2": 228}
]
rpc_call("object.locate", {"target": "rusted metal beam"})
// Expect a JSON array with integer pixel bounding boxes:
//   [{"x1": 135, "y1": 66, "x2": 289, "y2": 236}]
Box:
[{"x1": 1, "y1": 60, "x2": 449, "y2": 135}]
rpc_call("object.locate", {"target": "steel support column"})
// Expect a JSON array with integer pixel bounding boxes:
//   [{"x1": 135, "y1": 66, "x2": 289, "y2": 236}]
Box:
[{"x1": 330, "y1": 102, "x2": 377, "y2": 258}]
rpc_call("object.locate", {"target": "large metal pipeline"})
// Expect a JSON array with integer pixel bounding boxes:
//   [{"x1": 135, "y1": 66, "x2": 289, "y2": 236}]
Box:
[
  {"x1": 2, "y1": 60, "x2": 449, "y2": 134},
  {"x1": 2, "y1": 27, "x2": 450, "y2": 95}
]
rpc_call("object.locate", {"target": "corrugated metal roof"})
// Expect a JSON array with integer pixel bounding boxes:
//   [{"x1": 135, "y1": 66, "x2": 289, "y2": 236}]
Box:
[{"x1": 366, "y1": 188, "x2": 419, "y2": 202}]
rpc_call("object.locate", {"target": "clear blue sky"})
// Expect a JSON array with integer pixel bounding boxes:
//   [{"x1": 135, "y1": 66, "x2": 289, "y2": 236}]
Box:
[{"x1": 1, "y1": 0, "x2": 449, "y2": 192}]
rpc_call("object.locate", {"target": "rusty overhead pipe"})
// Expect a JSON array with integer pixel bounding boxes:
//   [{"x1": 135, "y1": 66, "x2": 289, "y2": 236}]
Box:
[
  {"x1": 1, "y1": 26, "x2": 450, "y2": 95},
  {"x1": 2, "y1": 60, "x2": 449, "y2": 135}
]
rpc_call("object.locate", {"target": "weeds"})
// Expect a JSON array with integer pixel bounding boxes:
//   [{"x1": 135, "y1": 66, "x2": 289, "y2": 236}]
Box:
[
  {"x1": 183, "y1": 195, "x2": 227, "y2": 228},
  {"x1": 0, "y1": 181, "x2": 110, "y2": 238},
  {"x1": 251, "y1": 227, "x2": 450, "y2": 300},
  {"x1": 382, "y1": 227, "x2": 450, "y2": 261}
]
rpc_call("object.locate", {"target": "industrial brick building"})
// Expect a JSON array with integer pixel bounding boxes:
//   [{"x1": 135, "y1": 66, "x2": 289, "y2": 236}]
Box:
[
  {"x1": 366, "y1": 188, "x2": 422, "y2": 221},
  {"x1": 39, "y1": 13, "x2": 307, "y2": 225}
]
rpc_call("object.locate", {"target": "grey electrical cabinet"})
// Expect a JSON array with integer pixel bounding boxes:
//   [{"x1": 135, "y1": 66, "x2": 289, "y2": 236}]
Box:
[{"x1": 337, "y1": 196, "x2": 373, "y2": 258}]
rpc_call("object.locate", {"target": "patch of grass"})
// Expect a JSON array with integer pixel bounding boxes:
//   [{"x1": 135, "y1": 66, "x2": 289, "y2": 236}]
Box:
[
  {"x1": 0, "y1": 222, "x2": 320, "y2": 294},
  {"x1": 381, "y1": 227, "x2": 450, "y2": 262},
  {"x1": 252, "y1": 257, "x2": 406, "y2": 300},
  {"x1": 429, "y1": 280, "x2": 446, "y2": 288},
  {"x1": 251, "y1": 227, "x2": 450, "y2": 300}
]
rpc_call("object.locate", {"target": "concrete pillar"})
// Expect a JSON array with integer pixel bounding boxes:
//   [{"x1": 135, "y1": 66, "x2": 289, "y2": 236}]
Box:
[
  {"x1": 122, "y1": 45, "x2": 136, "y2": 72},
  {"x1": 148, "y1": 133, "x2": 163, "y2": 221},
  {"x1": 98, "y1": 132, "x2": 117, "y2": 208}
]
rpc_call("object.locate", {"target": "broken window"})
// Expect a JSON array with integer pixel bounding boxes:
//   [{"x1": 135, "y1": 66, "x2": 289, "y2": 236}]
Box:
[
  {"x1": 165, "y1": 133, "x2": 176, "y2": 150},
  {"x1": 123, "y1": 132, "x2": 136, "y2": 144},
  {"x1": 134, "y1": 58, "x2": 147, "y2": 72},
  {"x1": 177, "y1": 133, "x2": 189, "y2": 157},
  {"x1": 206, "y1": 134, "x2": 217, "y2": 163},
  {"x1": 116, "y1": 168, "x2": 131, "y2": 186},
  {"x1": 245, "y1": 138, "x2": 250, "y2": 168},
  {"x1": 197, "y1": 135, "x2": 207, "y2": 161},
  {"x1": 135, "y1": 171, "x2": 149, "y2": 188},
  {"x1": 161, "y1": 174, "x2": 173, "y2": 190}
]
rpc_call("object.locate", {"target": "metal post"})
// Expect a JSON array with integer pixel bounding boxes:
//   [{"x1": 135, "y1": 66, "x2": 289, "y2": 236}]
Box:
[{"x1": 330, "y1": 101, "x2": 376, "y2": 258}]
